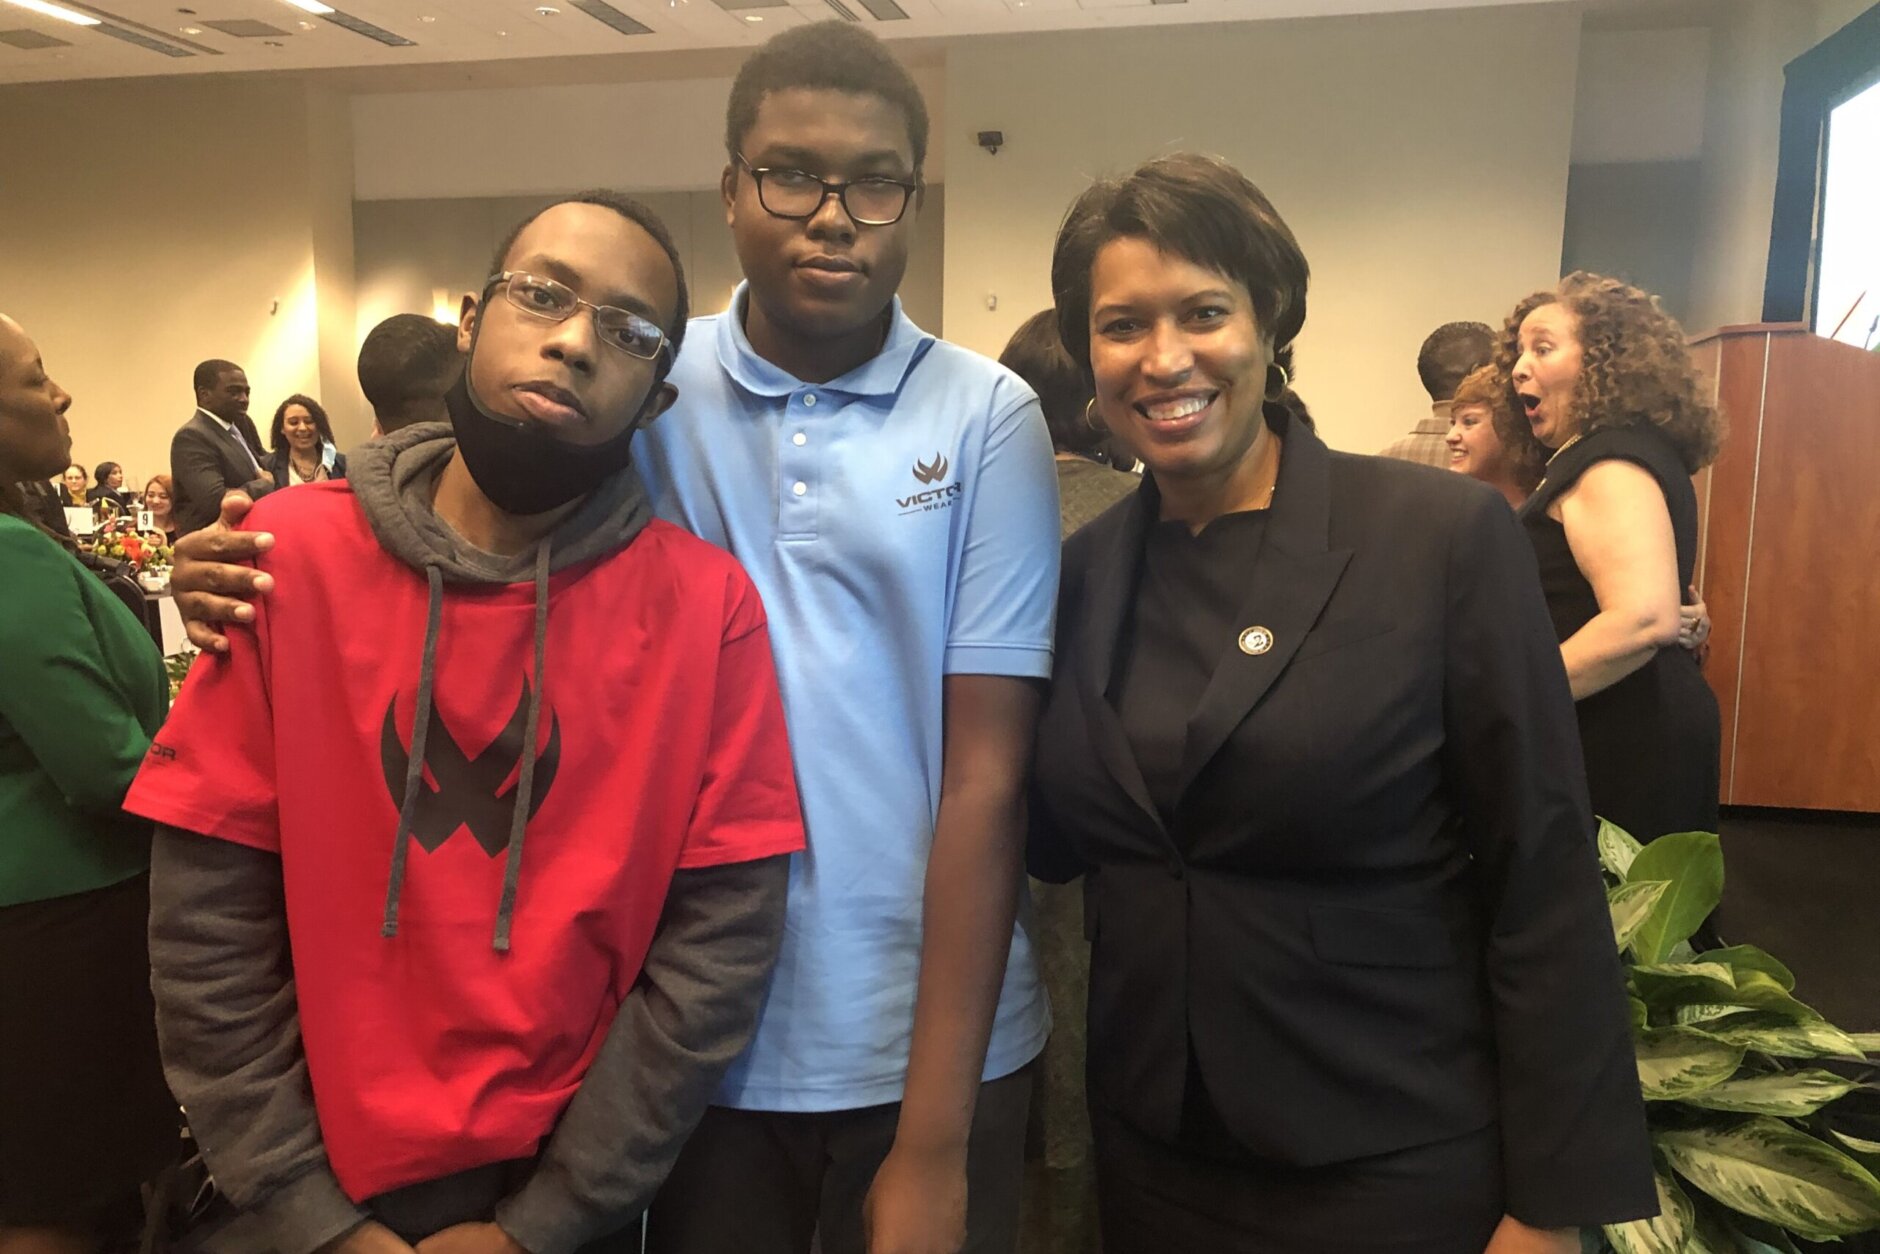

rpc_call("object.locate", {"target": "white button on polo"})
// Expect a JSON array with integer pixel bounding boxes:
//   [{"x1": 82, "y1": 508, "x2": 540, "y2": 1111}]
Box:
[
  {"x1": 793, "y1": 432, "x2": 807, "y2": 446},
  {"x1": 793, "y1": 482, "x2": 808, "y2": 496},
  {"x1": 804, "y1": 393, "x2": 818, "y2": 407}
]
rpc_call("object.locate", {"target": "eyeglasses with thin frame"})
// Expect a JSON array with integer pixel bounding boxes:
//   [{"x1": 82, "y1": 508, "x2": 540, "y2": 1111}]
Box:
[
  {"x1": 484, "y1": 271, "x2": 671, "y2": 363},
  {"x1": 734, "y1": 154, "x2": 919, "y2": 227}
]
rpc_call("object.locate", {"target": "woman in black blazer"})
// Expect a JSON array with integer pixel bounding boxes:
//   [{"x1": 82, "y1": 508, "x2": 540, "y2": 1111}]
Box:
[
  {"x1": 1030, "y1": 154, "x2": 1654, "y2": 1254},
  {"x1": 263, "y1": 393, "x2": 347, "y2": 487}
]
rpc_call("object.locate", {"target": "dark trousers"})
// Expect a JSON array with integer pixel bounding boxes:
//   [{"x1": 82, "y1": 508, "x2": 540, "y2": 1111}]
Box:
[
  {"x1": 1091, "y1": 1103, "x2": 1504, "y2": 1254},
  {"x1": 645, "y1": 1068, "x2": 1033, "y2": 1254}
]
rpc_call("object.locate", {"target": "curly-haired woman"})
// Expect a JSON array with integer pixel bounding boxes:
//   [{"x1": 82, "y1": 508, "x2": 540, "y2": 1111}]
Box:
[{"x1": 1503, "y1": 271, "x2": 1723, "y2": 843}]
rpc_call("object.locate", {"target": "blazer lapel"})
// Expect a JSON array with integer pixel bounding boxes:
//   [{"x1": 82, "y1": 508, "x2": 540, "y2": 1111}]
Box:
[
  {"x1": 1177, "y1": 412, "x2": 1353, "y2": 799},
  {"x1": 1072, "y1": 488, "x2": 1172, "y2": 841}
]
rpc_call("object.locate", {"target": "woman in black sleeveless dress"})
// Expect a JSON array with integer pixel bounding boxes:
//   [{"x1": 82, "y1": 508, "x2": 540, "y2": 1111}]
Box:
[{"x1": 1501, "y1": 273, "x2": 1723, "y2": 842}]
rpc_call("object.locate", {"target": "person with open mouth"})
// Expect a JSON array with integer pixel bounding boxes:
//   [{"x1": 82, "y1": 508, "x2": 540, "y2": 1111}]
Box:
[{"x1": 1502, "y1": 271, "x2": 1724, "y2": 850}]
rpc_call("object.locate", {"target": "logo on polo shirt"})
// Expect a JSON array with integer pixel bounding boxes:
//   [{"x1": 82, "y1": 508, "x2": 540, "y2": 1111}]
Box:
[
  {"x1": 897, "y1": 451, "x2": 964, "y2": 515},
  {"x1": 379, "y1": 680, "x2": 562, "y2": 857}
]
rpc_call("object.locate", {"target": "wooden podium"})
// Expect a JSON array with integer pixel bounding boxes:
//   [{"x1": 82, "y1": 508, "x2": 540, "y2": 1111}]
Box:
[{"x1": 1690, "y1": 324, "x2": 1880, "y2": 812}]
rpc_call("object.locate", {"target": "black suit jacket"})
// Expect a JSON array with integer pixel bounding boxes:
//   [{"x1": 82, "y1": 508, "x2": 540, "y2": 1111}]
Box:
[
  {"x1": 171, "y1": 411, "x2": 273, "y2": 535},
  {"x1": 1029, "y1": 408, "x2": 1654, "y2": 1228}
]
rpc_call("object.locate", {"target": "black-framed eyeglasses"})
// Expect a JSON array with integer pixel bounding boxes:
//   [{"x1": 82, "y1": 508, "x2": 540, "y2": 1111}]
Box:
[
  {"x1": 484, "y1": 271, "x2": 670, "y2": 363},
  {"x1": 735, "y1": 154, "x2": 919, "y2": 227}
]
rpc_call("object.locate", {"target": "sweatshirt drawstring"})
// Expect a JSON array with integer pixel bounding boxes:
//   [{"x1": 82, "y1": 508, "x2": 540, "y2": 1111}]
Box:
[
  {"x1": 493, "y1": 538, "x2": 551, "y2": 953},
  {"x1": 383, "y1": 562, "x2": 445, "y2": 938}
]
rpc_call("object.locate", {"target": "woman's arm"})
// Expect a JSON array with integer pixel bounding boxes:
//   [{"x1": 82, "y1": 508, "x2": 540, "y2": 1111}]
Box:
[
  {"x1": 1554, "y1": 459, "x2": 1681, "y2": 699},
  {"x1": 0, "y1": 526, "x2": 156, "y2": 811}
]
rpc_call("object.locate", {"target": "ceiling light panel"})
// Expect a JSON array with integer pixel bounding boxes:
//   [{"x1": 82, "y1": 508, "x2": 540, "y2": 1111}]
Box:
[
  {"x1": 96, "y1": 20, "x2": 194, "y2": 51},
  {"x1": 2, "y1": 0, "x2": 96, "y2": 25},
  {"x1": 318, "y1": 7, "x2": 414, "y2": 44},
  {"x1": 204, "y1": 17, "x2": 287, "y2": 35},
  {"x1": 568, "y1": 0, "x2": 651, "y2": 34},
  {"x1": 0, "y1": 24, "x2": 71, "y2": 44}
]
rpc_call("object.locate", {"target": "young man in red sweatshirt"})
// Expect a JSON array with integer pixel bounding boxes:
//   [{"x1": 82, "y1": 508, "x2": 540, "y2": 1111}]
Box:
[{"x1": 126, "y1": 192, "x2": 804, "y2": 1254}]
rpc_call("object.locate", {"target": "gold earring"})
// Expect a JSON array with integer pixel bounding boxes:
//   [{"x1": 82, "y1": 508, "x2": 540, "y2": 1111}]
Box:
[
  {"x1": 1265, "y1": 363, "x2": 1291, "y2": 400},
  {"x1": 1084, "y1": 398, "x2": 1105, "y2": 433}
]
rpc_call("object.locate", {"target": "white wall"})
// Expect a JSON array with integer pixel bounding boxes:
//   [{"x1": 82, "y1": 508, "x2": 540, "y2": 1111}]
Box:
[
  {"x1": 0, "y1": 78, "x2": 360, "y2": 493},
  {"x1": 1685, "y1": 0, "x2": 1824, "y2": 336},
  {"x1": 939, "y1": 5, "x2": 1584, "y2": 454},
  {"x1": 1573, "y1": 28, "x2": 1711, "y2": 164},
  {"x1": 351, "y1": 186, "x2": 946, "y2": 347},
  {"x1": 351, "y1": 67, "x2": 949, "y2": 201}
]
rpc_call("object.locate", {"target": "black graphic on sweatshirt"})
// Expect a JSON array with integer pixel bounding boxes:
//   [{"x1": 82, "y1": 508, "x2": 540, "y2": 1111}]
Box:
[{"x1": 380, "y1": 683, "x2": 561, "y2": 856}]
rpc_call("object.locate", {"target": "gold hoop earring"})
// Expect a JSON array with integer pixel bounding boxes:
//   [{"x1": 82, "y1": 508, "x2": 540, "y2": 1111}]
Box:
[
  {"x1": 1084, "y1": 398, "x2": 1106, "y2": 433},
  {"x1": 1265, "y1": 363, "x2": 1291, "y2": 400}
]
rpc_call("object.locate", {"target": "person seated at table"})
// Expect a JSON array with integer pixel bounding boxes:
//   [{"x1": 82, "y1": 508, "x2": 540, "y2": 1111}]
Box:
[
  {"x1": 56, "y1": 463, "x2": 87, "y2": 508},
  {"x1": 142, "y1": 474, "x2": 179, "y2": 546}
]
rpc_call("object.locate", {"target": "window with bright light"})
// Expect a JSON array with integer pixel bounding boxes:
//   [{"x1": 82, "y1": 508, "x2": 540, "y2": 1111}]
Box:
[{"x1": 1814, "y1": 77, "x2": 1880, "y2": 349}]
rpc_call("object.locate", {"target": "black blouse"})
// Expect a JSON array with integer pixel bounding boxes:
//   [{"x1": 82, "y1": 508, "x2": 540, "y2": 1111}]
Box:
[{"x1": 1108, "y1": 508, "x2": 1271, "y2": 824}]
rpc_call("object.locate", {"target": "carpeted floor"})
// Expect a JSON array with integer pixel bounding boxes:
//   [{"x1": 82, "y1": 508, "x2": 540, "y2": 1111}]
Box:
[{"x1": 1716, "y1": 806, "x2": 1880, "y2": 1033}]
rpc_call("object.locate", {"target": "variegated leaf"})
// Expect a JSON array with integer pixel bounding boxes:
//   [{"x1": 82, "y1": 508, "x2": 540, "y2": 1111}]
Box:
[
  {"x1": 1603, "y1": 1161, "x2": 1694, "y2": 1254},
  {"x1": 1671, "y1": 972, "x2": 1824, "y2": 1027},
  {"x1": 1696, "y1": 944, "x2": 1797, "y2": 992},
  {"x1": 1658, "y1": 1117, "x2": 1880, "y2": 1239},
  {"x1": 1610, "y1": 879, "x2": 1671, "y2": 953},
  {"x1": 1701, "y1": 1016, "x2": 1866, "y2": 1060},
  {"x1": 1635, "y1": 1027, "x2": 1744, "y2": 1099},
  {"x1": 1599, "y1": 816, "x2": 1645, "y2": 879},
  {"x1": 1680, "y1": 1068, "x2": 1861, "y2": 1117},
  {"x1": 1633, "y1": 961, "x2": 1738, "y2": 1007}
]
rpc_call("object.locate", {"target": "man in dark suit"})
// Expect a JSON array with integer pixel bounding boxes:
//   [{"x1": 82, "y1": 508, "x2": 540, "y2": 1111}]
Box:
[{"x1": 170, "y1": 359, "x2": 272, "y2": 536}]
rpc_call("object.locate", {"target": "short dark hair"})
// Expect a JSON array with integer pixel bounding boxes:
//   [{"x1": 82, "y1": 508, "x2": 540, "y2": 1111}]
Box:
[
  {"x1": 999, "y1": 309, "x2": 1099, "y2": 457},
  {"x1": 193, "y1": 359, "x2": 241, "y2": 394},
  {"x1": 357, "y1": 314, "x2": 462, "y2": 434},
  {"x1": 1416, "y1": 322, "x2": 1496, "y2": 403},
  {"x1": 1051, "y1": 153, "x2": 1310, "y2": 384},
  {"x1": 268, "y1": 393, "x2": 335, "y2": 452},
  {"x1": 725, "y1": 21, "x2": 929, "y2": 172},
  {"x1": 487, "y1": 190, "x2": 689, "y2": 380},
  {"x1": 93, "y1": 461, "x2": 120, "y2": 488}
]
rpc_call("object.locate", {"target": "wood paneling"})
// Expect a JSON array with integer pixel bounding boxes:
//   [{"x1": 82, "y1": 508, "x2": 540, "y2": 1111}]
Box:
[
  {"x1": 1731, "y1": 336, "x2": 1880, "y2": 809},
  {"x1": 1696, "y1": 328, "x2": 1880, "y2": 812},
  {"x1": 1695, "y1": 333, "x2": 1767, "y2": 803}
]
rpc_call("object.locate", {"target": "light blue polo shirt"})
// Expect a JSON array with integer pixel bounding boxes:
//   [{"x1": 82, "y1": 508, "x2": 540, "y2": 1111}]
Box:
[{"x1": 636, "y1": 285, "x2": 1059, "y2": 1112}]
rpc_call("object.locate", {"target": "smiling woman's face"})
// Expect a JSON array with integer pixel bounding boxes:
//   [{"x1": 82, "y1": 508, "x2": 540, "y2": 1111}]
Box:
[{"x1": 1085, "y1": 237, "x2": 1272, "y2": 489}]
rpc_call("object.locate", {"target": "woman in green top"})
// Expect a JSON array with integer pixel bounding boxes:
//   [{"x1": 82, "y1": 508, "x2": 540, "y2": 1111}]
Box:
[{"x1": 0, "y1": 315, "x2": 179, "y2": 1254}]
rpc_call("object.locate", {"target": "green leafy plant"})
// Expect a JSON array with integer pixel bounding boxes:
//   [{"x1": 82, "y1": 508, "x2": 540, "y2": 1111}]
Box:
[
  {"x1": 1589, "y1": 822, "x2": 1880, "y2": 1253},
  {"x1": 164, "y1": 649, "x2": 197, "y2": 702}
]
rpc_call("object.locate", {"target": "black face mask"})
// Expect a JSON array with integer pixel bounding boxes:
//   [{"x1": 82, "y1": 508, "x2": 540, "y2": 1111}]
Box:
[{"x1": 446, "y1": 313, "x2": 652, "y2": 516}]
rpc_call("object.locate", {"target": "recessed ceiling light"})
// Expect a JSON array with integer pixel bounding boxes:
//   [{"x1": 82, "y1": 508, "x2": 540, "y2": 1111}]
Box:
[
  {"x1": 2, "y1": 0, "x2": 101, "y2": 26},
  {"x1": 534, "y1": 4, "x2": 558, "y2": 13},
  {"x1": 496, "y1": 27, "x2": 507, "y2": 34},
  {"x1": 279, "y1": 0, "x2": 333, "y2": 13},
  {"x1": 743, "y1": 12, "x2": 761, "y2": 19},
  {"x1": 180, "y1": 23, "x2": 200, "y2": 31},
  {"x1": 296, "y1": 18, "x2": 313, "y2": 26}
]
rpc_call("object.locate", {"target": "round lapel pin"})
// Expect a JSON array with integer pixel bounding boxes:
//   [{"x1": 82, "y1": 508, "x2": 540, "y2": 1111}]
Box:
[{"x1": 1238, "y1": 625, "x2": 1274, "y2": 656}]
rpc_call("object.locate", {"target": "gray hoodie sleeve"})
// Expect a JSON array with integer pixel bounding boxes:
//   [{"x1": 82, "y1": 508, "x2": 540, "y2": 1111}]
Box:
[
  {"x1": 494, "y1": 854, "x2": 791, "y2": 1254},
  {"x1": 148, "y1": 826, "x2": 368, "y2": 1254}
]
